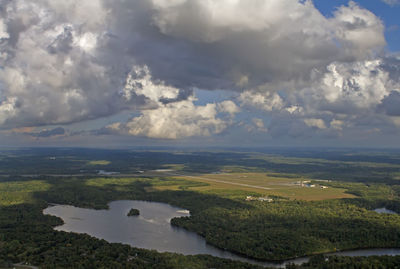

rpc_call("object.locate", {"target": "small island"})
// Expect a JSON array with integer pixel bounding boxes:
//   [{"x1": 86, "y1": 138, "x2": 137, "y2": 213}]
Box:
[{"x1": 127, "y1": 208, "x2": 140, "y2": 216}]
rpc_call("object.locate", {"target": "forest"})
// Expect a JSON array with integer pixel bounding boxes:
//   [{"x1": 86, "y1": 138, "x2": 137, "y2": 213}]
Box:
[{"x1": 1, "y1": 148, "x2": 400, "y2": 268}]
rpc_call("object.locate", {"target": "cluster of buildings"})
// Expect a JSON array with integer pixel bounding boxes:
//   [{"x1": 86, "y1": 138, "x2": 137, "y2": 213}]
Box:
[
  {"x1": 295, "y1": 180, "x2": 328, "y2": 189},
  {"x1": 245, "y1": 196, "x2": 273, "y2": 202}
]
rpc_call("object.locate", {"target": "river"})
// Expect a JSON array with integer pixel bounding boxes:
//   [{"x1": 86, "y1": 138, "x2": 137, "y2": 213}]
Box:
[{"x1": 43, "y1": 200, "x2": 400, "y2": 268}]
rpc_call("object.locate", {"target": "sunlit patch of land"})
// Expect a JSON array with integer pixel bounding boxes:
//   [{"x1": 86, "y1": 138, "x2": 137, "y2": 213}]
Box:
[
  {"x1": 85, "y1": 177, "x2": 208, "y2": 193},
  {"x1": 87, "y1": 160, "x2": 111, "y2": 165},
  {"x1": 0, "y1": 180, "x2": 51, "y2": 206},
  {"x1": 86, "y1": 177, "x2": 139, "y2": 187},
  {"x1": 152, "y1": 172, "x2": 355, "y2": 201}
]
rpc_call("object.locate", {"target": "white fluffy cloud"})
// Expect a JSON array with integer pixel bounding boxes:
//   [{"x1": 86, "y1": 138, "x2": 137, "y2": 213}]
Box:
[
  {"x1": 0, "y1": 0, "x2": 399, "y2": 142},
  {"x1": 109, "y1": 98, "x2": 239, "y2": 139},
  {"x1": 0, "y1": 0, "x2": 120, "y2": 127},
  {"x1": 149, "y1": 0, "x2": 385, "y2": 87},
  {"x1": 304, "y1": 118, "x2": 327, "y2": 129},
  {"x1": 308, "y1": 59, "x2": 396, "y2": 113},
  {"x1": 0, "y1": 19, "x2": 9, "y2": 39},
  {"x1": 239, "y1": 91, "x2": 284, "y2": 111},
  {"x1": 122, "y1": 65, "x2": 180, "y2": 104},
  {"x1": 330, "y1": 119, "x2": 345, "y2": 130},
  {"x1": 111, "y1": 67, "x2": 240, "y2": 139},
  {"x1": 239, "y1": 57, "x2": 400, "y2": 138},
  {"x1": 0, "y1": 97, "x2": 18, "y2": 125},
  {"x1": 218, "y1": 100, "x2": 241, "y2": 115},
  {"x1": 251, "y1": 118, "x2": 268, "y2": 132},
  {"x1": 332, "y1": 2, "x2": 385, "y2": 57}
]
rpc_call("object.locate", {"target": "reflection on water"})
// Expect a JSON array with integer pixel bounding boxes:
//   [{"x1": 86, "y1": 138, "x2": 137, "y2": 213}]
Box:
[
  {"x1": 43, "y1": 200, "x2": 400, "y2": 268},
  {"x1": 374, "y1": 208, "x2": 398, "y2": 214},
  {"x1": 44, "y1": 200, "x2": 275, "y2": 266},
  {"x1": 45, "y1": 200, "x2": 206, "y2": 254}
]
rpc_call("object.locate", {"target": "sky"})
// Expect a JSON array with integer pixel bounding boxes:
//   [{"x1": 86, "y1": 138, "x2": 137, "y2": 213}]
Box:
[{"x1": 0, "y1": 0, "x2": 400, "y2": 148}]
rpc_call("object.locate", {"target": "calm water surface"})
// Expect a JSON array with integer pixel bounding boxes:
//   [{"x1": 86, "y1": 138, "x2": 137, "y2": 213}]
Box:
[
  {"x1": 374, "y1": 208, "x2": 398, "y2": 214},
  {"x1": 43, "y1": 200, "x2": 400, "y2": 268}
]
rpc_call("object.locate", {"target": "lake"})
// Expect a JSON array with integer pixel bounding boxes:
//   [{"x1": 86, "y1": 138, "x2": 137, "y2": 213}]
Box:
[
  {"x1": 43, "y1": 200, "x2": 400, "y2": 268},
  {"x1": 374, "y1": 208, "x2": 398, "y2": 214},
  {"x1": 43, "y1": 200, "x2": 272, "y2": 266}
]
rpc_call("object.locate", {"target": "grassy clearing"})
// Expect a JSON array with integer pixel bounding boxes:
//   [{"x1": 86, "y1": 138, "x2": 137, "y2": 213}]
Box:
[
  {"x1": 86, "y1": 177, "x2": 141, "y2": 187},
  {"x1": 86, "y1": 177, "x2": 207, "y2": 192},
  {"x1": 82, "y1": 173, "x2": 355, "y2": 201},
  {"x1": 87, "y1": 160, "x2": 111, "y2": 165},
  {"x1": 325, "y1": 181, "x2": 396, "y2": 200},
  {"x1": 0, "y1": 180, "x2": 51, "y2": 206},
  {"x1": 264, "y1": 186, "x2": 355, "y2": 200},
  {"x1": 167, "y1": 172, "x2": 355, "y2": 201}
]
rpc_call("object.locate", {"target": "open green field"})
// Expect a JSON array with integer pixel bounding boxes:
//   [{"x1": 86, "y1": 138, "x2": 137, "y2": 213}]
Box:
[
  {"x1": 87, "y1": 160, "x2": 111, "y2": 165},
  {"x1": 150, "y1": 172, "x2": 355, "y2": 201},
  {"x1": 0, "y1": 180, "x2": 51, "y2": 206}
]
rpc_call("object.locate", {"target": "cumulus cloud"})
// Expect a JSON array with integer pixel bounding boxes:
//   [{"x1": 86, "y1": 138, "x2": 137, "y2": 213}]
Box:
[
  {"x1": 330, "y1": 119, "x2": 345, "y2": 131},
  {"x1": 0, "y1": 97, "x2": 18, "y2": 125},
  {"x1": 251, "y1": 118, "x2": 268, "y2": 133},
  {"x1": 108, "y1": 98, "x2": 238, "y2": 139},
  {"x1": 112, "y1": 66, "x2": 239, "y2": 139},
  {"x1": 149, "y1": 0, "x2": 385, "y2": 87},
  {"x1": 269, "y1": 58, "x2": 400, "y2": 126},
  {"x1": 253, "y1": 57, "x2": 399, "y2": 138},
  {"x1": 0, "y1": 0, "x2": 127, "y2": 128},
  {"x1": 0, "y1": 0, "x2": 399, "y2": 141},
  {"x1": 239, "y1": 91, "x2": 284, "y2": 111},
  {"x1": 332, "y1": 2, "x2": 385, "y2": 57},
  {"x1": 241, "y1": 58, "x2": 398, "y2": 115},
  {"x1": 378, "y1": 91, "x2": 400, "y2": 116},
  {"x1": 304, "y1": 118, "x2": 327, "y2": 129},
  {"x1": 0, "y1": 19, "x2": 9, "y2": 39},
  {"x1": 318, "y1": 60, "x2": 392, "y2": 109},
  {"x1": 122, "y1": 65, "x2": 181, "y2": 105},
  {"x1": 217, "y1": 100, "x2": 241, "y2": 115}
]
